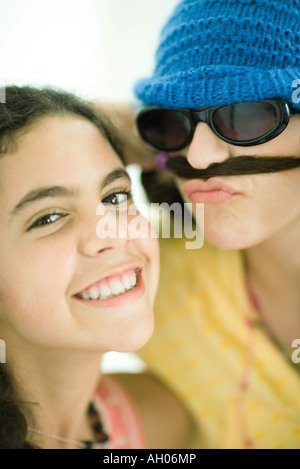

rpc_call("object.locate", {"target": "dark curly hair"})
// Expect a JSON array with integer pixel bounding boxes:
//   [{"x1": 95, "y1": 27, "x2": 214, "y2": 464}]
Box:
[{"x1": 0, "y1": 85, "x2": 124, "y2": 449}]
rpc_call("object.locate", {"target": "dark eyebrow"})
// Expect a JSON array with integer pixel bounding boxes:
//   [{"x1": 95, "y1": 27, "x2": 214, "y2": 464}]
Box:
[
  {"x1": 100, "y1": 168, "x2": 131, "y2": 190},
  {"x1": 13, "y1": 186, "x2": 77, "y2": 215},
  {"x1": 12, "y1": 167, "x2": 131, "y2": 216}
]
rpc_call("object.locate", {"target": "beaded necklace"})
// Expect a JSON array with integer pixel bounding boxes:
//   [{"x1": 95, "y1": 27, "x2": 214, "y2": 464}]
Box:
[{"x1": 28, "y1": 402, "x2": 109, "y2": 449}]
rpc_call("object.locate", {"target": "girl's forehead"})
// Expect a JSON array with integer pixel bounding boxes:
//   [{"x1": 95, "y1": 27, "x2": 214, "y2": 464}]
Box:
[
  {"x1": 1, "y1": 115, "x2": 120, "y2": 171},
  {"x1": 17, "y1": 114, "x2": 106, "y2": 146},
  {"x1": 0, "y1": 115, "x2": 124, "y2": 205}
]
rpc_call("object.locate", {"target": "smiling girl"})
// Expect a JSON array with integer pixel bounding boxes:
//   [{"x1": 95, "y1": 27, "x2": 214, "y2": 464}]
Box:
[{"x1": 0, "y1": 86, "x2": 192, "y2": 449}]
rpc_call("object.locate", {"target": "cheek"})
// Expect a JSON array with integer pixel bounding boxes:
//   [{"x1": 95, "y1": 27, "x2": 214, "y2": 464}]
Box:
[
  {"x1": 0, "y1": 240, "x2": 76, "y2": 333},
  {"x1": 200, "y1": 175, "x2": 300, "y2": 249},
  {"x1": 146, "y1": 237, "x2": 160, "y2": 296},
  {"x1": 129, "y1": 219, "x2": 160, "y2": 302}
]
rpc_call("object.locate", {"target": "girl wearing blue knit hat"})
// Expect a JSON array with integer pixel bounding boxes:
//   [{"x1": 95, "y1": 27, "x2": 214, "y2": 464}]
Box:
[{"x1": 107, "y1": 0, "x2": 300, "y2": 449}]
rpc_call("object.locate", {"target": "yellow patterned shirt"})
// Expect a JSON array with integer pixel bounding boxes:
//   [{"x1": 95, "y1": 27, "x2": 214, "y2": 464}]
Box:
[{"x1": 138, "y1": 237, "x2": 300, "y2": 449}]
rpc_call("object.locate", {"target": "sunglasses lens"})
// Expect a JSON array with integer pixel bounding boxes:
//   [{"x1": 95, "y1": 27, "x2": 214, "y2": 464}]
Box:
[
  {"x1": 138, "y1": 109, "x2": 192, "y2": 150},
  {"x1": 213, "y1": 102, "x2": 278, "y2": 142}
]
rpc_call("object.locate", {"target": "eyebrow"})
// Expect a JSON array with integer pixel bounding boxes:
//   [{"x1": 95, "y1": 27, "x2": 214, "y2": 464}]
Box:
[
  {"x1": 12, "y1": 167, "x2": 131, "y2": 215},
  {"x1": 100, "y1": 168, "x2": 130, "y2": 191}
]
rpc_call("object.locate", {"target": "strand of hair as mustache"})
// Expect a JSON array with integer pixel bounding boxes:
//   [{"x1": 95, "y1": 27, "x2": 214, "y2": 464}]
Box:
[{"x1": 166, "y1": 155, "x2": 300, "y2": 180}]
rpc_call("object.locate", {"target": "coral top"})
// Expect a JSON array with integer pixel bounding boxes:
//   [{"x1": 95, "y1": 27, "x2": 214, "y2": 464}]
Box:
[
  {"x1": 93, "y1": 375, "x2": 146, "y2": 449},
  {"x1": 137, "y1": 237, "x2": 300, "y2": 449}
]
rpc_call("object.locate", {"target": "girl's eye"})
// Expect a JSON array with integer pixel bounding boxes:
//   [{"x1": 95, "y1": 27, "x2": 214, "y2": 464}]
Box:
[
  {"x1": 102, "y1": 190, "x2": 132, "y2": 206},
  {"x1": 27, "y1": 212, "x2": 65, "y2": 231}
]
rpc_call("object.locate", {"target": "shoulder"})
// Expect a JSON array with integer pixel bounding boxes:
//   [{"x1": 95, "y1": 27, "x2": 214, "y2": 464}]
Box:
[
  {"x1": 112, "y1": 372, "x2": 195, "y2": 449},
  {"x1": 158, "y1": 237, "x2": 245, "y2": 295}
]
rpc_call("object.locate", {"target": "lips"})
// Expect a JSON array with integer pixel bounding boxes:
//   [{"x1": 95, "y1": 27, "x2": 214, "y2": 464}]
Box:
[
  {"x1": 182, "y1": 178, "x2": 240, "y2": 205},
  {"x1": 73, "y1": 267, "x2": 141, "y2": 301}
]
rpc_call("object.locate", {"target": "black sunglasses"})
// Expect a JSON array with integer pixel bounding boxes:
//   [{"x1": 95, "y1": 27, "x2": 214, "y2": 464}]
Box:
[{"x1": 136, "y1": 99, "x2": 292, "y2": 151}]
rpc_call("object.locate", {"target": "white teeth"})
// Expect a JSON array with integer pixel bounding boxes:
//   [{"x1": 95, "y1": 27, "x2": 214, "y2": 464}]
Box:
[
  {"x1": 99, "y1": 283, "x2": 112, "y2": 299},
  {"x1": 89, "y1": 287, "x2": 99, "y2": 300},
  {"x1": 122, "y1": 275, "x2": 132, "y2": 290},
  {"x1": 109, "y1": 279, "x2": 126, "y2": 295},
  {"x1": 82, "y1": 292, "x2": 90, "y2": 300},
  {"x1": 129, "y1": 273, "x2": 137, "y2": 287},
  {"x1": 78, "y1": 270, "x2": 139, "y2": 300}
]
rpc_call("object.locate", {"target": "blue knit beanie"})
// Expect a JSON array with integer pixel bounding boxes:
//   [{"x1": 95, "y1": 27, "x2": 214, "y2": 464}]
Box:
[{"x1": 134, "y1": 0, "x2": 300, "y2": 111}]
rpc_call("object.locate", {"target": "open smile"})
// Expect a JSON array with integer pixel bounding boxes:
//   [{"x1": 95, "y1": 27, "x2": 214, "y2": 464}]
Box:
[{"x1": 73, "y1": 268, "x2": 145, "y2": 307}]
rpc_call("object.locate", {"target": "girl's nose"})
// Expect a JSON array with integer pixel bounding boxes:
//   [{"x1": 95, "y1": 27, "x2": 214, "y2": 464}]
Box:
[
  {"x1": 186, "y1": 122, "x2": 233, "y2": 170},
  {"x1": 79, "y1": 208, "x2": 129, "y2": 258}
]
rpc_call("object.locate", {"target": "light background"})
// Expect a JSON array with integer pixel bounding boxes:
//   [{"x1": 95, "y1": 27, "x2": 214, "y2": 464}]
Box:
[
  {"x1": 0, "y1": 0, "x2": 177, "y2": 102},
  {"x1": 0, "y1": 0, "x2": 178, "y2": 372}
]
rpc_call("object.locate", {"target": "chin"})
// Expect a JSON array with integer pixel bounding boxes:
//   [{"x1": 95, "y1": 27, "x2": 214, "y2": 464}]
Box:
[
  {"x1": 202, "y1": 206, "x2": 272, "y2": 250},
  {"x1": 111, "y1": 315, "x2": 155, "y2": 353},
  {"x1": 203, "y1": 225, "x2": 261, "y2": 251}
]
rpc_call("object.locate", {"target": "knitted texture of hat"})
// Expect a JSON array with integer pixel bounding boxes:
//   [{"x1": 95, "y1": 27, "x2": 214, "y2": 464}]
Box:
[{"x1": 134, "y1": 0, "x2": 300, "y2": 110}]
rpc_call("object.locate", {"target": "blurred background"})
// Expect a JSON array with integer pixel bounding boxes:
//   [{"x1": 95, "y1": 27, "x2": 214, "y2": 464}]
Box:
[
  {"x1": 0, "y1": 0, "x2": 178, "y2": 372},
  {"x1": 0, "y1": 0, "x2": 177, "y2": 102}
]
